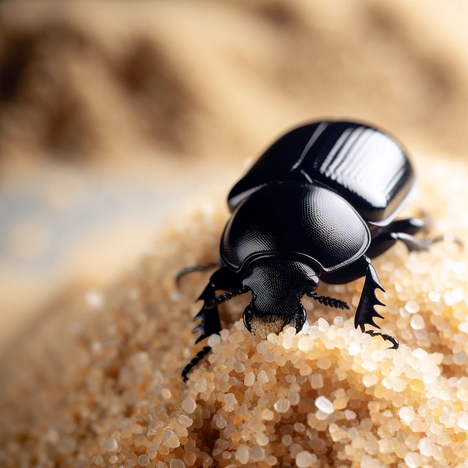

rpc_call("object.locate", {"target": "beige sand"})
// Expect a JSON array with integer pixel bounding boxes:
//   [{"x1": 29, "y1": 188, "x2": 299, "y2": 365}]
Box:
[
  {"x1": 1, "y1": 155, "x2": 468, "y2": 467},
  {"x1": 1, "y1": 1, "x2": 468, "y2": 466}
]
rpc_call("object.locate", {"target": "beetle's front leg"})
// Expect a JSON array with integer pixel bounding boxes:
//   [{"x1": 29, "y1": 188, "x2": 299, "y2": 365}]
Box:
[
  {"x1": 182, "y1": 267, "x2": 244, "y2": 382},
  {"x1": 192, "y1": 267, "x2": 244, "y2": 343},
  {"x1": 319, "y1": 258, "x2": 398, "y2": 349},
  {"x1": 365, "y1": 329, "x2": 399, "y2": 350},
  {"x1": 354, "y1": 256, "x2": 399, "y2": 350}
]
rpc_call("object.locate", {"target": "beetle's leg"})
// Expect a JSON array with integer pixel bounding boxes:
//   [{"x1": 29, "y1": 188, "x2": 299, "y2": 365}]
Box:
[
  {"x1": 383, "y1": 217, "x2": 426, "y2": 236},
  {"x1": 353, "y1": 256, "x2": 399, "y2": 350},
  {"x1": 176, "y1": 262, "x2": 220, "y2": 285},
  {"x1": 294, "y1": 304, "x2": 307, "y2": 333},
  {"x1": 192, "y1": 267, "x2": 244, "y2": 343},
  {"x1": 368, "y1": 231, "x2": 464, "y2": 257},
  {"x1": 320, "y1": 260, "x2": 367, "y2": 285},
  {"x1": 182, "y1": 267, "x2": 244, "y2": 382},
  {"x1": 367, "y1": 232, "x2": 430, "y2": 257},
  {"x1": 367, "y1": 217, "x2": 425, "y2": 258},
  {"x1": 182, "y1": 347, "x2": 212, "y2": 382},
  {"x1": 365, "y1": 329, "x2": 399, "y2": 349},
  {"x1": 368, "y1": 217, "x2": 462, "y2": 258},
  {"x1": 353, "y1": 257, "x2": 384, "y2": 330},
  {"x1": 318, "y1": 256, "x2": 398, "y2": 349},
  {"x1": 389, "y1": 216, "x2": 463, "y2": 249}
]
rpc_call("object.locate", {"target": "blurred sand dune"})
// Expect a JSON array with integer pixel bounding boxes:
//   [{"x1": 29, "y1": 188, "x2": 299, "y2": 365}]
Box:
[{"x1": 1, "y1": 0, "x2": 468, "y2": 173}]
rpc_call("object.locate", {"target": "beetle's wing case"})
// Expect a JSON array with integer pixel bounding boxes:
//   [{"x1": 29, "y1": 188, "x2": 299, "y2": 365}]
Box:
[
  {"x1": 228, "y1": 123, "x2": 321, "y2": 210},
  {"x1": 221, "y1": 183, "x2": 371, "y2": 274},
  {"x1": 228, "y1": 121, "x2": 414, "y2": 225}
]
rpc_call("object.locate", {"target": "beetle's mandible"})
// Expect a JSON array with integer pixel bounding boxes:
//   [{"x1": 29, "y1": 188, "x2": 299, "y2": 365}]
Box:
[{"x1": 179, "y1": 120, "x2": 436, "y2": 382}]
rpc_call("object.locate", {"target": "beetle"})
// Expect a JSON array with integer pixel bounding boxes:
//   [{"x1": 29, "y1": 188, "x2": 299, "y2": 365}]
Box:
[{"x1": 179, "y1": 120, "x2": 436, "y2": 382}]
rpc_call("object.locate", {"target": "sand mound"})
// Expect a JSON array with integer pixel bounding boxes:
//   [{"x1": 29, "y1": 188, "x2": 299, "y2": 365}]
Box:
[{"x1": 1, "y1": 156, "x2": 468, "y2": 467}]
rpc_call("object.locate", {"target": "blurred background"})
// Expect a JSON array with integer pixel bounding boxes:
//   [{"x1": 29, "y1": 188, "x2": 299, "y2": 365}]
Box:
[{"x1": 1, "y1": 0, "x2": 468, "y2": 356}]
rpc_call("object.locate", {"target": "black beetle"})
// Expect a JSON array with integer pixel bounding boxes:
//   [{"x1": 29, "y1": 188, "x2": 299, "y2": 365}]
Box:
[{"x1": 180, "y1": 120, "x2": 435, "y2": 382}]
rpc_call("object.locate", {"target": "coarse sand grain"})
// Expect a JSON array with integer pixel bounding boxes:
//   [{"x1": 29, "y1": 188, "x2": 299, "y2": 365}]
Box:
[{"x1": 1, "y1": 156, "x2": 468, "y2": 467}]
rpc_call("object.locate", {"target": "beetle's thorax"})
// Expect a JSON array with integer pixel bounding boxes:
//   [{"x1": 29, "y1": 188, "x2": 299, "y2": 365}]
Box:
[{"x1": 241, "y1": 258, "x2": 318, "y2": 337}]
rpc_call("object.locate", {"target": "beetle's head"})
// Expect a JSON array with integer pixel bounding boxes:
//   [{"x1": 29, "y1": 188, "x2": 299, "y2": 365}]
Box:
[{"x1": 241, "y1": 258, "x2": 319, "y2": 338}]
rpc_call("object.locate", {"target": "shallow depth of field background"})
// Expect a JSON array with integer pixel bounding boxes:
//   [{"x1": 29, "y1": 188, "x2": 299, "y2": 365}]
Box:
[{"x1": 1, "y1": 0, "x2": 468, "y2": 357}]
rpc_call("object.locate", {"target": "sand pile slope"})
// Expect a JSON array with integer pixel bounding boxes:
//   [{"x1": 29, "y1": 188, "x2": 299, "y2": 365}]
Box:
[{"x1": 1, "y1": 155, "x2": 468, "y2": 467}]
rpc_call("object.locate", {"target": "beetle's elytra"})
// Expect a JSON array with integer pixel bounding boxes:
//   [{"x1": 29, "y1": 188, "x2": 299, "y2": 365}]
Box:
[{"x1": 180, "y1": 120, "x2": 434, "y2": 382}]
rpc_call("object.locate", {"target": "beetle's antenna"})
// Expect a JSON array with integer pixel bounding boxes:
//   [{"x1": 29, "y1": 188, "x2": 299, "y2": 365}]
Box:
[
  {"x1": 206, "y1": 286, "x2": 250, "y2": 309},
  {"x1": 306, "y1": 292, "x2": 352, "y2": 311},
  {"x1": 182, "y1": 346, "x2": 211, "y2": 382}
]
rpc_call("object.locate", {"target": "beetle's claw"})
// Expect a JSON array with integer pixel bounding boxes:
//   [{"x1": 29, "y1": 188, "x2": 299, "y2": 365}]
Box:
[
  {"x1": 294, "y1": 304, "x2": 307, "y2": 333},
  {"x1": 243, "y1": 306, "x2": 253, "y2": 332},
  {"x1": 365, "y1": 329, "x2": 399, "y2": 350}
]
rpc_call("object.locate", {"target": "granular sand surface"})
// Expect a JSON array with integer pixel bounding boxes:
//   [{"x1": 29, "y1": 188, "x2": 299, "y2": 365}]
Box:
[{"x1": 1, "y1": 156, "x2": 468, "y2": 467}]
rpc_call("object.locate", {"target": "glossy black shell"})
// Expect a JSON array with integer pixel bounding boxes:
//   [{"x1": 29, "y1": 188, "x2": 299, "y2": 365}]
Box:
[
  {"x1": 221, "y1": 182, "x2": 370, "y2": 274},
  {"x1": 228, "y1": 121, "x2": 414, "y2": 225}
]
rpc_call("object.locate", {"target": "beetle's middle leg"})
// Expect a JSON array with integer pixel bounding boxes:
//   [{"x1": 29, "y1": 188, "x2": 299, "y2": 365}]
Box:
[
  {"x1": 367, "y1": 217, "x2": 427, "y2": 258},
  {"x1": 368, "y1": 217, "x2": 462, "y2": 258},
  {"x1": 182, "y1": 267, "x2": 244, "y2": 381}
]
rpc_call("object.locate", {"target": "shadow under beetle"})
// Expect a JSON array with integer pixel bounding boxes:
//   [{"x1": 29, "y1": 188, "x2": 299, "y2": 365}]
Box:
[{"x1": 180, "y1": 120, "x2": 438, "y2": 382}]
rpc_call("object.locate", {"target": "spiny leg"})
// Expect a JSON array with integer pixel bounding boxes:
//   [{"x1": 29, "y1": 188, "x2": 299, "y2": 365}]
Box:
[
  {"x1": 192, "y1": 268, "x2": 245, "y2": 343},
  {"x1": 182, "y1": 267, "x2": 245, "y2": 382},
  {"x1": 321, "y1": 255, "x2": 397, "y2": 348},
  {"x1": 354, "y1": 256, "x2": 399, "y2": 350}
]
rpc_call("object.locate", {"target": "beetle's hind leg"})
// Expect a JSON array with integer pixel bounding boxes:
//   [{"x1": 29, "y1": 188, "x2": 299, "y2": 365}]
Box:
[{"x1": 182, "y1": 267, "x2": 245, "y2": 382}]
